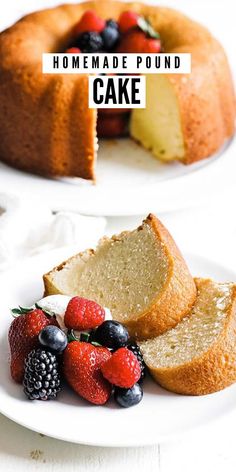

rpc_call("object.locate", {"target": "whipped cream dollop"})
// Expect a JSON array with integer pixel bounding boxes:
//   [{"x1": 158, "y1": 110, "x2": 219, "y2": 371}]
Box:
[{"x1": 37, "y1": 294, "x2": 112, "y2": 331}]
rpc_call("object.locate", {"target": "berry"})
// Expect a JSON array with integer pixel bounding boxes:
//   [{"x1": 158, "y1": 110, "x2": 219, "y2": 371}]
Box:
[
  {"x1": 101, "y1": 347, "x2": 141, "y2": 388},
  {"x1": 127, "y1": 343, "x2": 146, "y2": 383},
  {"x1": 118, "y1": 11, "x2": 140, "y2": 34},
  {"x1": 66, "y1": 47, "x2": 81, "y2": 53},
  {"x1": 116, "y1": 30, "x2": 147, "y2": 53},
  {"x1": 106, "y1": 19, "x2": 119, "y2": 30},
  {"x1": 74, "y1": 10, "x2": 105, "y2": 35},
  {"x1": 64, "y1": 296, "x2": 105, "y2": 331},
  {"x1": 76, "y1": 32, "x2": 104, "y2": 53},
  {"x1": 101, "y1": 25, "x2": 120, "y2": 51},
  {"x1": 114, "y1": 383, "x2": 143, "y2": 408},
  {"x1": 97, "y1": 112, "x2": 129, "y2": 138},
  {"x1": 91, "y1": 320, "x2": 129, "y2": 349},
  {"x1": 99, "y1": 107, "x2": 130, "y2": 116},
  {"x1": 38, "y1": 325, "x2": 68, "y2": 354},
  {"x1": 63, "y1": 341, "x2": 112, "y2": 405},
  {"x1": 144, "y1": 38, "x2": 161, "y2": 53},
  {"x1": 23, "y1": 348, "x2": 61, "y2": 401},
  {"x1": 8, "y1": 309, "x2": 55, "y2": 383}
]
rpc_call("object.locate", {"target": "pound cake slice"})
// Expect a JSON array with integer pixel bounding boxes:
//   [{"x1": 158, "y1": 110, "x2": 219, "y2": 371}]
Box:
[
  {"x1": 139, "y1": 278, "x2": 236, "y2": 395},
  {"x1": 43, "y1": 214, "x2": 196, "y2": 339}
]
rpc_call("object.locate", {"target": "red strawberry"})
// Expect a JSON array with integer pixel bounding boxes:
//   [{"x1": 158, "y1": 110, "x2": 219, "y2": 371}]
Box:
[
  {"x1": 63, "y1": 341, "x2": 112, "y2": 405},
  {"x1": 118, "y1": 11, "x2": 140, "y2": 34},
  {"x1": 66, "y1": 47, "x2": 81, "y2": 53},
  {"x1": 64, "y1": 296, "x2": 105, "y2": 330},
  {"x1": 8, "y1": 309, "x2": 54, "y2": 383},
  {"x1": 97, "y1": 112, "x2": 129, "y2": 138},
  {"x1": 115, "y1": 30, "x2": 147, "y2": 53},
  {"x1": 101, "y1": 347, "x2": 141, "y2": 388},
  {"x1": 74, "y1": 10, "x2": 105, "y2": 35},
  {"x1": 144, "y1": 38, "x2": 161, "y2": 53}
]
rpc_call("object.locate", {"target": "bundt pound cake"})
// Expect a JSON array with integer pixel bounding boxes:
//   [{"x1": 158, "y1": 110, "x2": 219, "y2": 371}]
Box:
[
  {"x1": 0, "y1": 1, "x2": 235, "y2": 178},
  {"x1": 43, "y1": 214, "x2": 196, "y2": 340},
  {"x1": 139, "y1": 278, "x2": 236, "y2": 395}
]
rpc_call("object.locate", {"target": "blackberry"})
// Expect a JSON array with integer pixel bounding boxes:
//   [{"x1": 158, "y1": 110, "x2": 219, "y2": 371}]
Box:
[
  {"x1": 114, "y1": 383, "x2": 143, "y2": 408},
  {"x1": 76, "y1": 32, "x2": 104, "y2": 53},
  {"x1": 23, "y1": 348, "x2": 61, "y2": 401},
  {"x1": 127, "y1": 343, "x2": 146, "y2": 383}
]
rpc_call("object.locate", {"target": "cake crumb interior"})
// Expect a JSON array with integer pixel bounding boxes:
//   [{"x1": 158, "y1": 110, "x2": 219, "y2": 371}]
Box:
[
  {"x1": 52, "y1": 223, "x2": 169, "y2": 321},
  {"x1": 139, "y1": 280, "x2": 233, "y2": 367}
]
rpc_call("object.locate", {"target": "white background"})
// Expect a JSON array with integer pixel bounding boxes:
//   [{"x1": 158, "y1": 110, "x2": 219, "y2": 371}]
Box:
[{"x1": 1, "y1": 0, "x2": 236, "y2": 471}]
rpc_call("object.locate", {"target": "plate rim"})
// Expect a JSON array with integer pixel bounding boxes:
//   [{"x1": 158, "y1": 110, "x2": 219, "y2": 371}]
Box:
[{"x1": 0, "y1": 136, "x2": 235, "y2": 217}]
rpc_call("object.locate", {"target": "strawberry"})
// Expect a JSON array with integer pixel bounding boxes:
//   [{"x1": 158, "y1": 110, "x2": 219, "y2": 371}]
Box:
[
  {"x1": 101, "y1": 347, "x2": 141, "y2": 388},
  {"x1": 118, "y1": 11, "x2": 140, "y2": 34},
  {"x1": 63, "y1": 341, "x2": 112, "y2": 405},
  {"x1": 8, "y1": 309, "x2": 54, "y2": 383},
  {"x1": 73, "y1": 10, "x2": 105, "y2": 36},
  {"x1": 97, "y1": 112, "x2": 129, "y2": 138},
  {"x1": 64, "y1": 296, "x2": 105, "y2": 330},
  {"x1": 115, "y1": 30, "x2": 147, "y2": 53},
  {"x1": 144, "y1": 38, "x2": 161, "y2": 53},
  {"x1": 66, "y1": 47, "x2": 81, "y2": 53}
]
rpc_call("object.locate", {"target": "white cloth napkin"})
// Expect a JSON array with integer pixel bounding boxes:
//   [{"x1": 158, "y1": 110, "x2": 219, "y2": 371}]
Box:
[{"x1": 0, "y1": 193, "x2": 106, "y2": 271}]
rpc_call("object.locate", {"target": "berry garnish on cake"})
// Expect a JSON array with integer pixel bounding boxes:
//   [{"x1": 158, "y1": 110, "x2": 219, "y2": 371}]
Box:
[
  {"x1": 65, "y1": 9, "x2": 162, "y2": 138},
  {"x1": 67, "y1": 9, "x2": 161, "y2": 54},
  {"x1": 8, "y1": 295, "x2": 146, "y2": 408}
]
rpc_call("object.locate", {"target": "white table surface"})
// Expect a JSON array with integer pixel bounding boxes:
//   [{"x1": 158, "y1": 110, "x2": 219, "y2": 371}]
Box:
[{"x1": 1, "y1": 0, "x2": 236, "y2": 470}]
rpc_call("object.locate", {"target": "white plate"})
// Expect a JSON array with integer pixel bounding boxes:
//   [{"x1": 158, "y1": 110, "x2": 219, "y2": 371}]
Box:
[
  {"x1": 0, "y1": 137, "x2": 235, "y2": 216},
  {"x1": 1, "y1": 248, "x2": 236, "y2": 446}
]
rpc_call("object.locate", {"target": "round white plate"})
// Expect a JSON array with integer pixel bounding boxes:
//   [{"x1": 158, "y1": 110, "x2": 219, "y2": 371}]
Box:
[
  {"x1": 0, "y1": 248, "x2": 236, "y2": 447},
  {"x1": 0, "y1": 136, "x2": 235, "y2": 216}
]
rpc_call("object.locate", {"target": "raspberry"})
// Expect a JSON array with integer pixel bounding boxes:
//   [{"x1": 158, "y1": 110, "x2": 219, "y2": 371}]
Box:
[
  {"x1": 101, "y1": 347, "x2": 141, "y2": 388},
  {"x1": 118, "y1": 11, "x2": 140, "y2": 34},
  {"x1": 66, "y1": 47, "x2": 81, "y2": 53},
  {"x1": 64, "y1": 296, "x2": 105, "y2": 330},
  {"x1": 74, "y1": 10, "x2": 105, "y2": 35},
  {"x1": 144, "y1": 38, "x2": 161, "y2": 53}
]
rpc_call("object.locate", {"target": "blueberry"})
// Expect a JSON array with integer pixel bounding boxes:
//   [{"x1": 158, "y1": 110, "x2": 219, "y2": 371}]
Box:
[
  {"x1": 38, "y1": 326, "x2": 67, "y2": 354},
  {"x1": 91, "y1": 320, "x2": 129, "y2": 349},
  {"x1": 101, "y1": 25, "x2": 120, "y2": 51},
  {"x1": 114, "y1": 383, "x2": 143, "y2": 408},
  {"x1": 106, "y1": 19, "x2": 119, "y2": 30},
  {"x1": 76, "y1": 32, "x2": 104, "y2": 53}
]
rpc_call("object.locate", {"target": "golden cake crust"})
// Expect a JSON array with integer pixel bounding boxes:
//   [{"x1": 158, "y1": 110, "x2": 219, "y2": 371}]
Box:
[
  {"x1": 141, "y1": 278, "x2": 236, "y2": 395},
  {"x1": 0, "y1": 1, "x2": 235, "y2": 177}
]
